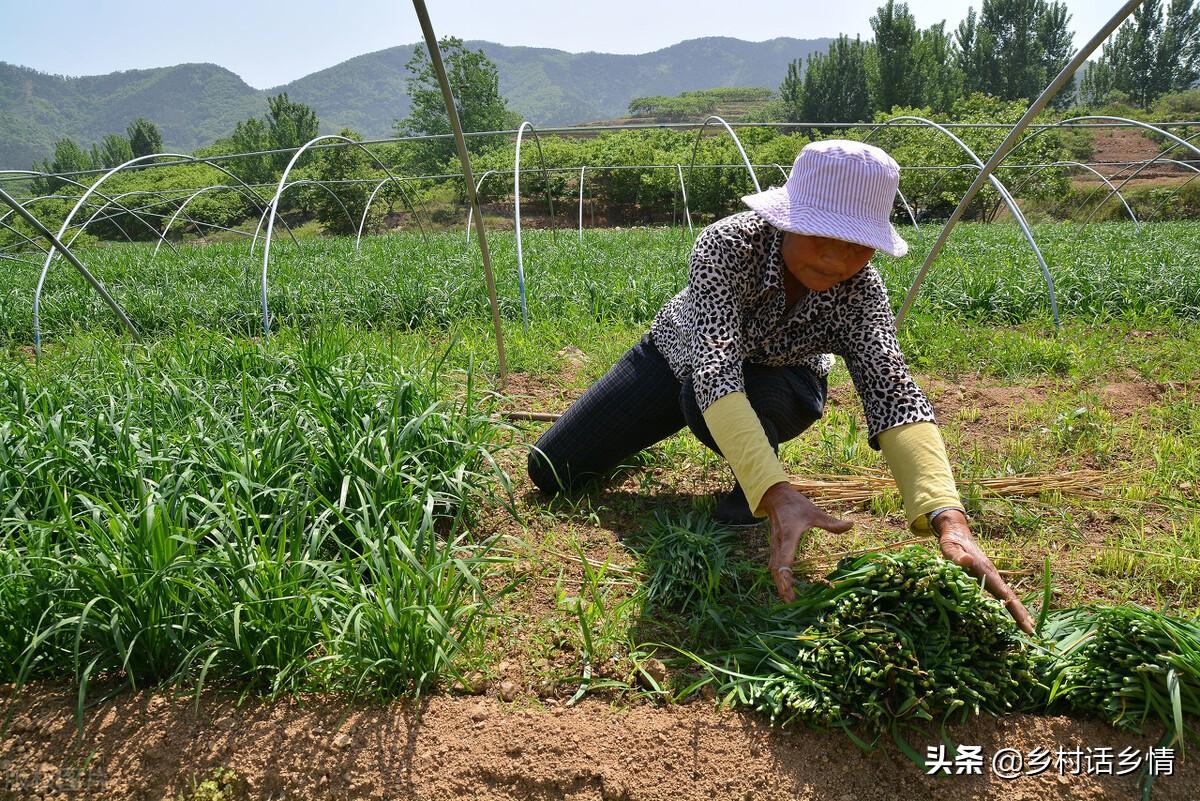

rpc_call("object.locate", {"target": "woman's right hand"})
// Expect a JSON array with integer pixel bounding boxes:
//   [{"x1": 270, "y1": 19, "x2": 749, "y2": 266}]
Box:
[{"x1": 760, "y1": 481, "x2": 853, "y2": 602}]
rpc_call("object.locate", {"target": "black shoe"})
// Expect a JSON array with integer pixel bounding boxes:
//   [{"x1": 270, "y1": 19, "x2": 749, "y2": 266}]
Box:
[{"x1": 712, "y1": 484, "x2": 763, "y2": 528}]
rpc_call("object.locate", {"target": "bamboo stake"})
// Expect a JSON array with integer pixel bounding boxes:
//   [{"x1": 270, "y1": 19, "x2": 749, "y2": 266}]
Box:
[{"x1": 410, "y1": 0, "x2": 509, "y2": 387}]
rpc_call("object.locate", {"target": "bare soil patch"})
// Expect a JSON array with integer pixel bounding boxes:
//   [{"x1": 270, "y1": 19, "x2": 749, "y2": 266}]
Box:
[
  {"x1": 2, "y1": 684, "x2": 1197, "y2": 801},
  {"x1": 1090, "y1": 128, "x2": 1191, "y2": 181},
  {"x1": 1096, "y1": 381, "x2": 1166, "y2": 418}
]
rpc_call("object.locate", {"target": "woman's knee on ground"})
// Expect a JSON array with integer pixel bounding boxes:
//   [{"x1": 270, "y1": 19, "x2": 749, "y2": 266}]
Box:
[{"x1": 527, "y1": 443, "x2": 571, "y2": 494}]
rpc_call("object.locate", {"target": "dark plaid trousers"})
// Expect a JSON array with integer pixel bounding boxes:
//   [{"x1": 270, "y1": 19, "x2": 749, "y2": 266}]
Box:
[{"x1": 527, "y1": 331, "x2": 827, "y2": 493}]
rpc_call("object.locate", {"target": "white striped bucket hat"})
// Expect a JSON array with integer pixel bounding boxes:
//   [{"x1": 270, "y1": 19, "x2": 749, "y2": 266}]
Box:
[{"x1": 742, "y1": 139, "x2": 908, "y2": 258}]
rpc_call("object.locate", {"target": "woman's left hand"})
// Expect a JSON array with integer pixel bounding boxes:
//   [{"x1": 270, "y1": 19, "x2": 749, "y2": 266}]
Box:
[{"x1": 933, "y1": 509, "x2": 1035, "y2": 634}]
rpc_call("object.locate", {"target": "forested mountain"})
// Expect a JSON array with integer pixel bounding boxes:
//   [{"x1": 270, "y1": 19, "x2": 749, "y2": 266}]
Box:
[
  {"x1": 465, "y1": 37, "x2": 827, "y2": 125},
  {"x1": 0, "y1": 62, "x2": 264, "y2": 170},
  {"x1": 0, "y1": 36, "x2": 830, "y2": 168}
]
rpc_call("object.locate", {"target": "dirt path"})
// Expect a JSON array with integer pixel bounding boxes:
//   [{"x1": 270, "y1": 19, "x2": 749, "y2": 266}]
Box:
[{"x1": 2, "y1": 684, "x2": 1196, "y2": 801}]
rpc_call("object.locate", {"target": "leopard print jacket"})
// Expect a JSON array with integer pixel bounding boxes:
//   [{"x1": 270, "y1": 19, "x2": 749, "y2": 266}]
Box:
[{"x1": 649, "y1": 211, "x2": 936, "y2": 449}]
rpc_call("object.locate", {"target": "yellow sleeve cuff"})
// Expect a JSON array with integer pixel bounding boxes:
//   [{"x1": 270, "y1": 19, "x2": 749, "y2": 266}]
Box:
[
  {"x1": 701, "y1": 392, "x2": 788, "y2": 518},
  {"x1": 877, "y1": 421, "x2": 963, "y2": 533}
]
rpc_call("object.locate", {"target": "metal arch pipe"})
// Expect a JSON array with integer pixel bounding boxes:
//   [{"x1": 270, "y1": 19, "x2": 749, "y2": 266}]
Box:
[
  {"x1": 464, "y1": 169, "x2": 496, "y2": 243},
  {"x1": 20, "y1": 192, "x2": 198, "y2": 251},
  {"x1": 32, "y1": 153, "x2": 207, "y2": 349},
  {"x1": 1067, "y1": 137, "x2": 1200, "y2": 221},
  {"x1": 867, "y1": 115, "x2": 1059, "y2": 325},
  {"x1": 72, "y1": 195, "x2": 201, "y2": 253},
  {"x1": 356, "y1": 179, "x2": 390, "y2": 254},
  {"x1": 64, "y1": 190, "x2": 183, "y2": 253},
  {"x1": 1003, "y1": 115, "x2": 1185, "y2": 171},
  {"x1": 49, "y1": 153, "x2": 282, "y2": 255},
  {"x1": 71, "y1": 191, "x2": 258, "y2": 252},
  {"x1": 895, "y1": 0, "x2": 1144, "y2": 327},
  {"x1": 988, "y1": 117, "x2": 1080, "y2": 168},
  {"x1": 156, "y1": 185, "x2": 284, "y2": 257},
  {"x1": 258, "y1": 135, "x2": 401, "y2": 333},
  {"x1": 0, "y1": 185, "x2": 139, "y2": 350},
  {"x1": 367, "y1": 175, "x2": 433, "y2": 240},
  {"x1": 155, "y1": 184, "x2": 299, "y2": 259},
  {"x1": 84, "y1": 195, "x2": 259, "y2": 247},
  {"x1": 1, "y1": 169, "x2": 167, "y2": 248},
  {"x1": 258, "y1": 178, "x2": 425, "y2": 256},
  {"x1": 895, "y1": 188, "x2": 921, "y2": 240},
  {"x1": 513, "y1": 121, "x2": 559, "y2": 332},
  {"x1": 68, "y1": 194, "x2": 169, "y2": 247},
  {"x1": 676, "y1": 164, "x2": 693, "y2": 237},
  {"x1": 864, "y1": 124, "x2": 991, "y2": 235},
  {"x1": 261, "y1": 140, "x2": 426, "y2": 239},
  {"x1": 1139, "y1": 159, "x2": 1200, "y2": 221},
  {"x1": 998, "y1": 161, "x2": 1140, "y2": 231},
  {"x1": 686, "y1": 115, "x2": 763, "y2": 197},
  {"x1": 142, "y1": 156, "x2": 291, "y2": 245},
  {"x1": 249, "y1": 175, "x2": 360, "y2": 325},
  {"x1": 577, "y1": 165, "x2": 587, "y2": 242},
  {"x1": 301, "y1": 181, "x2": 357, "y2": 240},
  {"x1": 0, "y1": 189, "x2": 249, "y2": 255},
  {"x1": 0, "y1": 192, "x2": 87, "y2": 230},
  {"x1": 0, "y1": 218, "x2": 51, "y2": 254},
  {"x1": 1082, "y1": 156, "x2": 1200, "y2": 222},
  {"x1": 859, "y1": 115, "x2": 948, "y2": 147},
  {"x1": 514, "y1": 122, "x2": 558, "y2": 234},
  {"x1": 252, "y1": 177, "x2": 359, "y2": 254},
  {"x1": 679, "y1": 117, "x2": 764, "y2": 249},
  {"x1": 29, "y1": 147, "x2": 299, "y2": 348},
  {"x1": 998, "y1": 117, "x2": 1199, "y2": 222},
  {"x1": 1005, "y1": 115, "x2": 1200, "y2": 221},
  {"x1": 1074, "y1": 162, "x2": 1146, "y2": 230},
  {"x1": 250, "y1": 202, "x2": 275, "y2": 254},
  {"x1": 988, "y1": 162, "x2": 1059, "y2": 220},
  {"x1": 354, "y1": 175, "x2": 426, "y2": 255},
  {"x1": 925, "y1": 163, "x2": 979, "y2": 204},
  {"x1": 1069, "y1": 119, "x2": 1200, "y2": 219}
]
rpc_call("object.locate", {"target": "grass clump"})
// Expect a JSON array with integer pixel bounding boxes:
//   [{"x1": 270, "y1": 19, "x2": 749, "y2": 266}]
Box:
[{"x1": 633, "y1": 510, "x2": 754, "y2": 621}]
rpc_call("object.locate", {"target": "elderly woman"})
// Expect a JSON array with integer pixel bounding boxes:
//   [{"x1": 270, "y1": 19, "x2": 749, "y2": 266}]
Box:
[{"x1": 528, "y1": 140, "x2": 1032, "y2": 633}]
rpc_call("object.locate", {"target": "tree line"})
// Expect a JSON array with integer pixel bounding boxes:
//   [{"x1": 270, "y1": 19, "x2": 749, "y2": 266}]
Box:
[
  {"x1": 33, "y1": 118, "x2": 163, "y2": 191},
  {"x1": 782, "y1": 0, "x2": 1200, "y2": 123},
  {"x1": 1081, "y1": 0, "x2": 1200, "y2": 108},
  {"x1": 31, "y1": 93, "x2": 322, "y2": 187}
]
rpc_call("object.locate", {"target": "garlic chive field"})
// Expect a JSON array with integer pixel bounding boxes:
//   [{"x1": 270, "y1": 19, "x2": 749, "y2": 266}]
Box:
[
  {"x1": 1, "y1": 329, "x2": 508, "y2": 703},
  {"x1": 4, "y1": 221, "x2": 1200, "y2": 796},
  {"x1": 5, "y1": 222, "x2": 1200, "y2": 349}
]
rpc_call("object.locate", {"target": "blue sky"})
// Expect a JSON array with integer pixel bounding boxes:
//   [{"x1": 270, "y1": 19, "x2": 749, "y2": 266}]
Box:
[{"x1": 1, "y1": 1, "x2": 1124, "y2": 89}]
